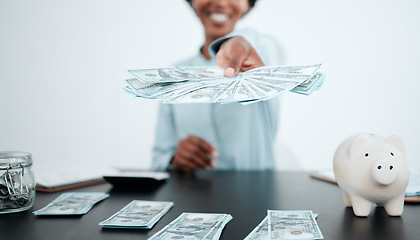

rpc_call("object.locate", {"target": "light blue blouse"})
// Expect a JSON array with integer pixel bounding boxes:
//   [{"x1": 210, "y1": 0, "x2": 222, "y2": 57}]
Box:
[{"x1": 152, "y1": 28, "x2": 284, "y2": 171}]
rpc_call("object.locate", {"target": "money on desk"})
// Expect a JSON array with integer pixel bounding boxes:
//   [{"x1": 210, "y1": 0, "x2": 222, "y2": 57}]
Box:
[
  {"x1": 244, "y1": 213, "x2": 320, "y2": 240},
  {"x1": 267, "y1": 210, "x2": 323, "y2": 240},
  {"x1": 148, "y1": 212, "x2": 232, "y2": 240},
  {"x1": 99, "y1": 200, "x2": 173, "y2": 229},
  {"x1": 33, "y1": 192, "x2": 109, "y2": 215},
  {"x1": 124, "y1": 64, "x2": 325, "y2": 105}
]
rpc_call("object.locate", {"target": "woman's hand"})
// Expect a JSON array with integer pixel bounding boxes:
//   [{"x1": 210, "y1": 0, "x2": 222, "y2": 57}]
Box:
[
  {"x1": 216, "y1": 36, "x2": 264, "y2": 77},
  {"x1": 171, "y1": 135, "x2": 218, "y2": 172}
]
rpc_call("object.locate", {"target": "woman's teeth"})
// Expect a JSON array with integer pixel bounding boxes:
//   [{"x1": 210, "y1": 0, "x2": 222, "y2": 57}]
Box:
[{"x1": 210, "y1": 13, "x2": 229, "y2": 22}]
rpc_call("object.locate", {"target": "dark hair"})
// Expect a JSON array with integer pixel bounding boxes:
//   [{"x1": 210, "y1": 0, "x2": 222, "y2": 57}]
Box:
[{"x1": 186, "y1": 0, "x2": 257, "y2": 9}]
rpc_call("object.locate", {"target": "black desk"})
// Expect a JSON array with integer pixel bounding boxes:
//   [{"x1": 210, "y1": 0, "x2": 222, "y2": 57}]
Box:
[{"x1": 1, "y1": 171, "x2": 419, "y2": 240}]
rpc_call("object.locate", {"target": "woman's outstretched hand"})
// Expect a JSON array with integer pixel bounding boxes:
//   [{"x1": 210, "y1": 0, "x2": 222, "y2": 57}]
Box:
[{"x1": 216, "y1": 36, "x2": 264, "y2": 77}]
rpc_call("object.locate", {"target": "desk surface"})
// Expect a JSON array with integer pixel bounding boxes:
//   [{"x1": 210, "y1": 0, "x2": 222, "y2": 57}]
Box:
[{"x1": 1, "y1": 171, "x2": 419, "y2": 240}]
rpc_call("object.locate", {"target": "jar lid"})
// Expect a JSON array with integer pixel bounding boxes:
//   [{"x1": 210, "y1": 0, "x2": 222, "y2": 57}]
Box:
[{"x1": 0, "y1": 151, "x2": 32, "y2": 169}]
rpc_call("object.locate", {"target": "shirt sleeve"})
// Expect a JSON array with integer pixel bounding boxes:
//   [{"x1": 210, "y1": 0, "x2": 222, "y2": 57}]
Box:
[{"x1": 151, "y1": 104, "x2": 177, "y2": 171}]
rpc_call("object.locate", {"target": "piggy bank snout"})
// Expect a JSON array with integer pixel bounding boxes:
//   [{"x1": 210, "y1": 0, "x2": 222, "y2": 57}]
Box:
[{"x1": 371, "y1": 159, "x2": 398, "y2": 186}]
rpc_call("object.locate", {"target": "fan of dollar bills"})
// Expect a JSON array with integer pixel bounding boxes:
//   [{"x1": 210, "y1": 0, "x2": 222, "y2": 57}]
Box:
[{"x1": 124, "y1": 64, "x2": 325, "y2": 104}]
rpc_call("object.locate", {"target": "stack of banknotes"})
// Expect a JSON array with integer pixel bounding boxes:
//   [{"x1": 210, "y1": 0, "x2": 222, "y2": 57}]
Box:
[
  {"x1": 124, "y1": 64, "x2": 325, "y2": 104},
  {"x1": 149, "y1": 212, "x2": 233, "y2": 240},
  {"x1": 245, "y1": 210, "x2": 323, "y2": 240},
  {"x1": 33, "y1": 192, "x2": 109, "y2": 215},
  {"x1": 99, "y1": 200, "x2": 173, "y2": 229}
]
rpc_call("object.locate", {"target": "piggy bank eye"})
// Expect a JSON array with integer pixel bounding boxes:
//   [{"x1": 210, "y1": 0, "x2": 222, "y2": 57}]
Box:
[
  {"x1": 365, "y1": 153, "x2": 369, "y2": 157},
  {"x1": 391, "y1": 152, "x2": 394, "y2": 156}
]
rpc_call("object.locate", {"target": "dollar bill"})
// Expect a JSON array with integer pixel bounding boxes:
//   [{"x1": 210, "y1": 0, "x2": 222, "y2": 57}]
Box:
[
  {"x1": 165, "y1": 81, "x2": 232, "y2": 104},
  {"x1": 99, "y1": 200, "x2": 173, "y2": 229},
  {"x1": 128, "y1": 68, "x2": 196, "y2": 84},
  {"x1": 205, "y1": 214, "x2": 233, "y2": 240},
  {"x1": 267, "y1": 210, "x2": 323, "y2": 240},
  {"x1": 246, "y1": 64, "x2": 322, "y2": 76},
  {"x1": 125, "y1": 64, "x2": 324, "y2": 104},
  {"x1": 149, "y1": 212, "x2": 233, "y2": 240},
  {"x1": 33, "y1": 192, "x2": 109, "y2": 215},
  {"x1": 290, "y1": 72, "x2": 326, "y2": 95},
  {"x1": 244, "y1": 214, "x2": 319, "y2": 240},
  {"x1": 128, "y1": 66, "x2": 226, "y2": 84},
  {"x1": 125, "y1": 78, "x2": 209, "y2": 101}
]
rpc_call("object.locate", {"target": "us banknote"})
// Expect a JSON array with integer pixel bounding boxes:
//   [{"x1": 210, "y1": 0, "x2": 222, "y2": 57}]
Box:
[
  {"x1": 128, "y1": 66, "x2": 226, "y2": 83},
  {"x1": 244, "y1": 213, "x2": 319, "y2": 240},
  {"x1": 124, "y1": 64, "x2": 324, "y2": 104},
  {"x1": 267, "y1": 210, "x2": 323, "y2": 239},
  {"x1": 99, "y1": 200, "x2": 173, "y2": 229},
  {"x1": 33, "y1": 192, "x2": 109, "y2": 215},
  {"x1": 205, "y1": 214, "x2": 233, "y2": 240},
  {"x1": 148, "y1": 212, "x2": 233, "y2": 240},
  {"x1": 291, "y1": 72, "x2": 325, "y2": 95}
]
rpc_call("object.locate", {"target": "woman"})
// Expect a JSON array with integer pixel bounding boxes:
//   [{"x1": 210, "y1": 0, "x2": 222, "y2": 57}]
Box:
[{"x1": 152, "y1": 0, "x2": 284, "y2": 172}]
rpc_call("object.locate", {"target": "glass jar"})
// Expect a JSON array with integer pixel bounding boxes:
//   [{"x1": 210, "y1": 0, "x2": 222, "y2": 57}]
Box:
[{"x1": 0, "y1": 151, "x2": 36, "y2": 214}]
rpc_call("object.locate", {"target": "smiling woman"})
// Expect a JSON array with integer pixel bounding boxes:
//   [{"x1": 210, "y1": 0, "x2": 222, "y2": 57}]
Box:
[{"x1": 151, "y1": 0, "x2": 286, "y2": 172}]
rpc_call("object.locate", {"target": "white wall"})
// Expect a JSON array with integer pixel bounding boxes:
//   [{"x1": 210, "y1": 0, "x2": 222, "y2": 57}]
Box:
[{"x1": 1, "y1": 0, "x2": 419, "y2": 174}]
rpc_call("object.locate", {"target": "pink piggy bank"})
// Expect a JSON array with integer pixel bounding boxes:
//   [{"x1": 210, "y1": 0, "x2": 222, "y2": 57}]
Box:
[{"x1": 333, "y1": 133, "x2": 409, "y2": 217}]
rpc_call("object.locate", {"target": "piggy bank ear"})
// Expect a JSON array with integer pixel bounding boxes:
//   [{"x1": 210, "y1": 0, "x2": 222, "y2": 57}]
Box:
[
  {"x1": 385, "y1": 135, "x2": 405, "y2": 157},
  {"x1": 350, "y1": 134, "x2": 372, "y2": 154}
]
